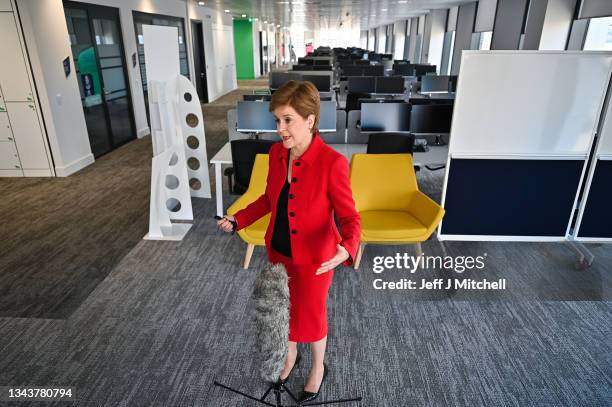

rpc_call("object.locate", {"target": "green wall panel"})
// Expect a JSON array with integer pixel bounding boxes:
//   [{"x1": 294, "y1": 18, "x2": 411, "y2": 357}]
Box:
[{"x1": 233, "y1": 20, "x2": 254, "y2": 80}]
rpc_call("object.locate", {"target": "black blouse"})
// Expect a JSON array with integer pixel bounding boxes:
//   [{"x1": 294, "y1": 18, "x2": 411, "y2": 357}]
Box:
[{"x1": 271, "y1": 149, "x2": 292, "y2": 257}]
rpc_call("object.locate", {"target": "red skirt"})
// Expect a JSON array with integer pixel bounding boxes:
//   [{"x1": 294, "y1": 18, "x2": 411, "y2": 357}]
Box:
[{"x1": 268, "y1": 248, "x2": 334, "y2": 343}]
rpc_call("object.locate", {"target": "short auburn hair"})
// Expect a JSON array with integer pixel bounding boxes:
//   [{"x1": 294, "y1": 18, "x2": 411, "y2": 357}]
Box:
[{"x1": 269, "y1": 80, "x2": 320, "y2": 133}]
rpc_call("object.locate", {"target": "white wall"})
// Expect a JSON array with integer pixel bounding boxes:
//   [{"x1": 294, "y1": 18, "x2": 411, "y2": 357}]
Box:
[
  {"x1": 187, "y1": 3, "x2": 237, "y2": 100},
  {"x1": 73, "y1": 0, "x2": 236, "y2": 138},
  {"x1": 252, "y1": 21, "x2": 262, "y2": 78},
  {"x1": 17, "y1": 0, "x2": 93, "y2": 176}
]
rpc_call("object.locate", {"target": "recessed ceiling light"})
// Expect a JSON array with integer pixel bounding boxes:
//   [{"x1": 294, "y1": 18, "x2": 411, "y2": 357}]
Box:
[
  {"x1": 241, "y1": 14, "x2": 247, "y2": 18},
  {"x1": 398, "y1": 0, "x2": 408, "y2": 3},
  {"x1": 264, "y1": 20, "x2": 268, "y2": 23},
  {"x1": 197, "y1": 1, "x2": 205, "y2": 5},
  {"x1": 224, "y1": 9, "x2": 230, "y2": 13},
  {"x1": 277, "y1": 24, "x2": 281, "y2": 27},
  {"x1": 381, "y1": 9, "x2": 387, "y2": 11},
  {"x1": 254, "y1": 18, "x2": 259, "y2": 21},
  {"x1": 371, "y1": 14, "x2": 376, "y2": 16}
]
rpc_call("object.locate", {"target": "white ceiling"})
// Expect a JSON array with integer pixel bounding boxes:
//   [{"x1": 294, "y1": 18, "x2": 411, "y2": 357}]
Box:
[{"x1": 193, "y1": 0, "x2": 476, "y2": 31}]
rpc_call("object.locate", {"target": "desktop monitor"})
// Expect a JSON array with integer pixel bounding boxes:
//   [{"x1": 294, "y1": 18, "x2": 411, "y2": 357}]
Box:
[
  {"x1": 319, "y1": 100, "x2": 337, "y2": 132},
  {"x1": 375, "y1": 76, "x2": 405, "y2": 94},
  {"x1": 314, "y1": 59, "x2": 330, "y2": 66},
  {"x1": 348, "y1": 76, "x2": 376, "y2": 93},
  {"x1": 449, "y1": 75, "x2": 458, "y2": 92},
  {"x1": 270, "y1": 72, "x2": 302, "y2": 89},
  {"x1": 420, "y1": 75, "x2": 450, "y2": 93},
  {"x1": 355, "y1": 60, "x2": 370, "y2": 66},
  {"x1": 292, "y1": 65, "x2": 313, "y2": 71},
  {"x1": 363, "y1": 65, "x2": 385, "y2": 76},
  {"x1": 303, "y1": 74, "x2": 331, "y2": 92},
  {"x1": 393, "y1": 63, "x2": 415, "y2": 76},
  {"x1": 360, "y1": 98, "x2": 405, "y2": 104},
  {"x1": 243, "y1": 94, "x2": 271, "y2": 101},
  {"x1": 343, "y1": 65, "x2": 363, "y2": 76},
  {"x1": 369, "y1": 54, "x2": 382, "y2": 62},
  {"x1": 414, "y1": 64, "x2": 437, "y2": 76},
  {"x1": 409, "y1": 104, "x2": 453, "y2": 134},
  {"x1": 312, "y1": 65, "x2": 332, "y2": 71},
  {"x1": 237, "y1": 101, "x2": 277, "y2": 132},
  {"x1": 361, "y1": 102, "x2": 411, "y2": 132}
]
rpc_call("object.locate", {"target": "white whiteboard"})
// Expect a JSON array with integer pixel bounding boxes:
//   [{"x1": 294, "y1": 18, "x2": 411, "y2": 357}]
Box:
[
  {"x1": 449, "y1": 51, "x2": 612, "y2": 157},
  {"x1": 143, "y1": 25, "x2": 180, "y2": 83}
]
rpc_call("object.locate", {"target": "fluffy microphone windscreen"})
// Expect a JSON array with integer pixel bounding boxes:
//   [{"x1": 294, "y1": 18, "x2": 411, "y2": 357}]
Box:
[{"x1": 252, "y1": 263, "x2": 290, "y2": 382}]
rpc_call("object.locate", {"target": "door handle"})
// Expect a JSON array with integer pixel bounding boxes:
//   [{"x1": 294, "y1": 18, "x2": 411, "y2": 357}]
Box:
[{"x1": 200, "y1": 73, "x2": 205, "y2": 77}]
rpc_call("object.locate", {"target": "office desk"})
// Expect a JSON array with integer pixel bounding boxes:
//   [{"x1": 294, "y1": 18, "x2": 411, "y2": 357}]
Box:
[{"x1": 209, "y1": 142, "x2": 449, "y2": 216}]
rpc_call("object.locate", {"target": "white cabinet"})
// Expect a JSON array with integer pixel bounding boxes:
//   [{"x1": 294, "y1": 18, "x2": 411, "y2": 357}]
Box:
[
  {"x1": 7, "y1": 102, "x2": 49, "y2": 169},
  {"x1": 0, "y1": 0, "x2": 12, "y2": 12},
  {"x1": 0, "y1": 13, "x2": 33, "y2": 102},
  {"x1": 0, "y1": 112, "x2": 12, "y2": 141},
  {"x1": 0, "y1": 140, "x2": 20, "y2": 169}
]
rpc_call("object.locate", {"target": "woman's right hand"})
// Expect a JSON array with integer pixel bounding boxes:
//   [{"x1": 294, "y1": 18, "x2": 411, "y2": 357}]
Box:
[{"x1": 217, "y1": 215, "x2": 236, "y2": 233}]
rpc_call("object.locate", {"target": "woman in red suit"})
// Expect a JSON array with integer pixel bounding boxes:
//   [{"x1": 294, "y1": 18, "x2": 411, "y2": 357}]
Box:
[{"x1": 217, "y1": 80, "x2": 361, "y2": 402}]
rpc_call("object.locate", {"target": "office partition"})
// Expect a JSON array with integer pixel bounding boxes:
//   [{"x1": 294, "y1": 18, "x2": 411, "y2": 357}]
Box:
[
  {"x1": 439, "y1": 51, "x2": 612, "y2": 241},
  {"x1": 574, "y1": 86, "x2": 612, "y2": 242}
]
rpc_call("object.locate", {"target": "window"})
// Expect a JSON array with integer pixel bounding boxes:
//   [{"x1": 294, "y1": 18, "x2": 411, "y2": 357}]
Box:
[
  {"x1": 479, "y1": 31, "x2": 492, "y2": 50},
  {"x1": 584, "y1": 16, "x2": 612, "y2": 50}
]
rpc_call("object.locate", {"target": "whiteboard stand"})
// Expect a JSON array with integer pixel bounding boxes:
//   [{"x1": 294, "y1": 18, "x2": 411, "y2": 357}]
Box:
[{"x1": 438, "y1": 51, "x2": 612, "y2": 267}]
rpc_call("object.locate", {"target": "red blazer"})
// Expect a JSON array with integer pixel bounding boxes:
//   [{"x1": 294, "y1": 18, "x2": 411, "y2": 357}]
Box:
[{"x1": 233, "y1": 134, "x2": 361, "y2": 266}]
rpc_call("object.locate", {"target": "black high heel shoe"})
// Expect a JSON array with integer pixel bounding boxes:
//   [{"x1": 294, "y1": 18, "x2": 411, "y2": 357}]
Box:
[
  {"x1": 277, "y1": 352, "x2": 302, "y2": 385},
  {"x1": 297, "y1": 363, "x2": 328, "y2": 403}
]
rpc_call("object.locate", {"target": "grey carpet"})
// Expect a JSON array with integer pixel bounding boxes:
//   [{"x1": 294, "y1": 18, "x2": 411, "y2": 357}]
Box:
[
  {"x1": 0, "y1": 80, "x2": 268, "y2": 319},
  {"x1": 0, "y1": 80, "x2": 611, "y2": 406}
]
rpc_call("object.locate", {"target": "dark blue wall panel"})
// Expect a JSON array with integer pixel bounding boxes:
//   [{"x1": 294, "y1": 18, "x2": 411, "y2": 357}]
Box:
[
  {"x1": 441, "y1": 159, "x2": 584, "y2": 236},
  {"x1": 578, "y1": 160, "x2": 612, "y2": 238}
]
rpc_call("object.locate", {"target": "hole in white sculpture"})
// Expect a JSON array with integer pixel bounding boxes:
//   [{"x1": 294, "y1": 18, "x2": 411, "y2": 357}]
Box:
[
  {"x1": 189, "y1": 178, "x2": 201, "y2": 190},
  {"x1": 169, "y1": 152, "x2": 179, "y2": 166},
  {"x1": 187, "y1": 136, "x2": 199, "y2": 149},
  {"x1": 187, "y1": 157, "x2": 200, "y2": 170},
  {"x1": 184, "y1": 92, "x2": 192, "y2": 102},
  {"x1": 186, "y1": 113, "x2": 199, "y2": 128},
  {"x1": 166, "y1": 198, "x2": 181, "y2": 212},
  {"x1": 165, "y1": 175, "x2": 179, "y2": 189}
]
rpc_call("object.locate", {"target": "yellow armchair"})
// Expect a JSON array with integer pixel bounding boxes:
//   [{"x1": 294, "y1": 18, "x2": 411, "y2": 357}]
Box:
[
  {"x1": 349, "y1": 153, "x2": 445, "y2": 269},
  {"x1": 227, "y1": 154, "x2": 270, "y2": 269}
]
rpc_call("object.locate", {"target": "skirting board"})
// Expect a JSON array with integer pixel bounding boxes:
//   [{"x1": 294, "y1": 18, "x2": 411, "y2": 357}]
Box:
[
  {"x1": 0, "y1": 169, "x2": 25, "y2": 177},
  {"x1": 23, "y1": 168, "x2": 54, "y2": 177},
  {"x1": 137, "y1": 127, "x2": 151, "y2": 138},
  {"x1": 55, "y1": 153, "x2": 95, "y2": 177}
]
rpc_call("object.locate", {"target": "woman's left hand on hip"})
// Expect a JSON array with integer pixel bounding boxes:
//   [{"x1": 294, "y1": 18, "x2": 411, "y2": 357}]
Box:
[{"x1": 316, "y1": 244, "x2": 349, "y2": 274}]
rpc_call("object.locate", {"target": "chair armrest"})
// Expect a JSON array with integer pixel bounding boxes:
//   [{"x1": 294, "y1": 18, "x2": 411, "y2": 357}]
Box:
[
  {"x1": 407, "y1": 191, "x2": 445, "y2": 236},
  {"x1": 227, "y1": 192, "x2": 260, "y2": 215}
]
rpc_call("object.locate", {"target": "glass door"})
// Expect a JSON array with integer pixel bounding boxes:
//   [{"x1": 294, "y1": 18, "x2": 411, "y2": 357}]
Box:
[{"x1": 64, "y1": 1, "x2": 136, "y2": 157}]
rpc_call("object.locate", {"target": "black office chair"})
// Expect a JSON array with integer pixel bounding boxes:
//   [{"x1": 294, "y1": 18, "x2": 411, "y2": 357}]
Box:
[
  {"x1": 224, "y1": 139, "x2": 276, "y2": 195},
  {"x1": 366, "y1": 133, "x2": 415, "y2": 154},
  {"x1": 367, "y1": 133, "x2": 420, "y2": 172},
  {"x1": 345, "y1": 92, "x2": 370, "y2": 112}
]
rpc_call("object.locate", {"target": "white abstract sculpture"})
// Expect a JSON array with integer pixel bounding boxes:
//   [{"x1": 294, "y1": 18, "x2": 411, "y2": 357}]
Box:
[{"x1": 142, "y1": 25, "x2": 211, "y2": 240}]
